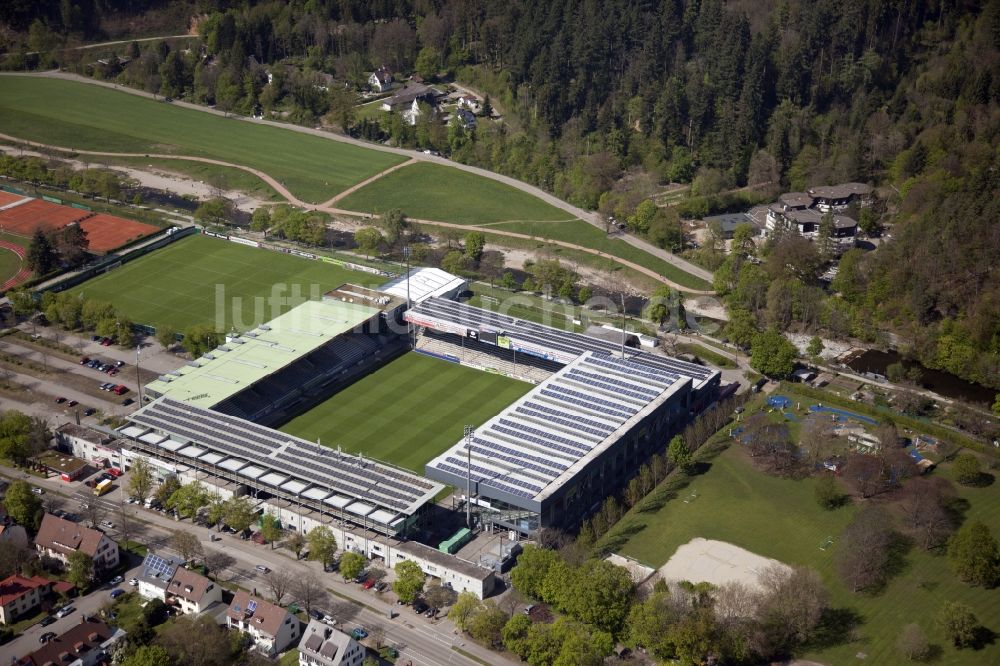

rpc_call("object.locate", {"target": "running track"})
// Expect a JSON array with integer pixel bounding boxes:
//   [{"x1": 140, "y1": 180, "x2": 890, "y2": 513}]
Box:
[{"x1": 0, "y1": 238, "x2": 30, "y2": 290}]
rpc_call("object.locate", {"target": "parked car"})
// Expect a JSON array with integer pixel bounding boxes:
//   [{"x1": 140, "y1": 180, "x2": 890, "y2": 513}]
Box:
[
  {"x1": 255, "y1": 565, "x2": 270, "y2": 574},
  {"x1": 308, "y1": 609, "x2": 325, "y2": 621},
  {"x1": 115, "y1": 360, "x2": 125, "y2": 367},
  {"x1": 54, "y1": 397, "x2": 66, "y2": 404},
  {"x1": 374, "y1": 582, "x2": 388, "y2": 592},
  {"x1": 350, "y1": 628, "x2": 368, "y2": 640},
  {"x1": 31, "y1": 487, "x2": 44, "y2": 495},
  {"x1": 101, "y1": 520, "x2": 115, "y2": 529},
  {"x1": 84, "y1": 408, "x2": 96, "y2": 416},
  {"x1": 55, "y1": 606, "x2": 75, "y2": 618},
  {"x1": 99, "y1": 382, "x2": 113, "y2": 391},
  {"x1": 79, "y1": 357, "x2": 90, "y2": 365},
  {"x1": 354, "y1": 573, "x2": 367, "y2": 584},
  {"x1": 113, "y1": 385, "x2": 128, "y2": 395},
  {"x1": 91, "y1": 335, "x2": 101, "y2": 342},
  {"x1": 100, "y1": 337, "x2": 112, "y2": 346},
  {"x1": 362, "y1": 578, "x2": 376, "y2": 590},
  {"x1": 122, "y1": 398, "x2": 134, "y2": 406},
  {"x1": 40, "y1": 616, "x2": 56, "y2": 627},
  {"x1": 110, "y1": 589, "x2": 125, "y2": 599},
  {"x1": 412, "y1": 600, "x2": 428, "y2": 614},
  {"x1": 39, "y1": 631, "x2": 56, "y2": 643},
  {"x1": 68, "y1": 400, "x2": 78, "y2": 407},
  {"x1": 109, "y1": 575, "x2": 123, "y2": 585},
  {"x1": 128, "y1": 577, "x2": 139, "y2": 586}
]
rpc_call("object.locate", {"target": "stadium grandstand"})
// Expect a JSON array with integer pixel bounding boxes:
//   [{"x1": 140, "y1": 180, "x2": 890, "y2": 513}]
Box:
[
  {"x1": 405, "y1": 296, "x2": 720, "y2": 409},
  {"x1": 119, "y1": 396, "x2": 443, "y2": 535},
  {"x1": 144, "y1": 297, "x2": 406, "y2": 426},
  {"x1": 425, "y1": 350, "x2": 696, "y2": 535},
  {"x1": 378, "y1": 267, "x2": 467, "y2": 304}
]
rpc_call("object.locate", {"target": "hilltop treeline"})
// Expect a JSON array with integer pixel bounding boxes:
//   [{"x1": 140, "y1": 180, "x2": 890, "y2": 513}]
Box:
[{"x1": 4, "y1": 0, "x2": 999, "y2": 388}]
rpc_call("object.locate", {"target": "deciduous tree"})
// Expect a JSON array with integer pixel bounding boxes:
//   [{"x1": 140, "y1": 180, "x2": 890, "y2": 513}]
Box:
[
  {"x1": 3, "y1": 480, "x2": 42, "y2": 532},
  {"x1": 306, "y1": 526, "x2": 337, "y2": 569},
  {"x1": 947, "y1": 521, "x2": 1000, "y2": 588},
  {"x1": 393, "y1": 560, "x2": 426, "y2": 603},
  {"x1": 937, "y1": 601, "x2": 979, "y2": 648},
  {"x1": 338, "y1": 551, "x2": 365, "y2": 582}
]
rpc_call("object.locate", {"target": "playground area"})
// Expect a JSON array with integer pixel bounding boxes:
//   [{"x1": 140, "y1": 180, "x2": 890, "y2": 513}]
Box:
[{"x1": 657, "y1": 538, "x2": 791, "y2": 591}]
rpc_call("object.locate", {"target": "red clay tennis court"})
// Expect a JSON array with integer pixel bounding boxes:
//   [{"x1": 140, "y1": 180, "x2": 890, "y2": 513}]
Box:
[
  {"x1": 0, "y1": 199, "x2": 91, "y2": 235},
  {"x1": 0, "y1": 191, "x2": 26, "y2": 207},
  {"x1": 78, "y1": 213, "x2": 160, "y2": 253}
]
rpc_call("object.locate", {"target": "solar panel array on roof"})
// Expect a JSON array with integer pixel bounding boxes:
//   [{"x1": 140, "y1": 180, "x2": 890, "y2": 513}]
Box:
[
  {"x1": 426, "y1": 351, "x2": 689, "y2": 504},
  {"x1": 407, "y1": 297, "x2": 716, "y2": 384},
  {"x1": 125, "y1": 397, "x2": 442, "y2": 516}
]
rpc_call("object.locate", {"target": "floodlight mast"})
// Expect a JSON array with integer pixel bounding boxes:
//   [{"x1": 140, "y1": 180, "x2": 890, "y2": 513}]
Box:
[
  {"x1": 404, "y1": 245, "x2": 413, "y2": 349},
  {"x1": 464, "y1": 424, "x2": 473, "y2": 529}
]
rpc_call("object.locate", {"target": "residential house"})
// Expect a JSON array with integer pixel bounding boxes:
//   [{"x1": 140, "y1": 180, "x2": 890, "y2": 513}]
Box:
[
  {"x1": 454, "y1": 107, "x2": 477, "y2": 129},
  {"x1": 16, "y1": 617, "x2": 126, "y2": 666},
  {"x1": 456, "y1": 95, "x2": 481, "y2": 113},
  {"x1": 299, "y1": 619, "x2": 364, "y2": 666},
  {"x1": 226, "y1": 591, "x2": 300, "y2": 657},
  {"x1": 368, "y1": 66, "x2": 394, "y2": 92},
  {"x1": 402, "y1": 98, "x2": 423, "y2": 126},
  {"x1": 379, "y1": 84, "x2": 436, "y2": 113},
  {"x1": 136, "y1": 552, "x2": 184, "y2": 602},
  {"x1": 807, "y1": 182, "x2": 873, "y2": 212},
  {"x1": 165, "y1": 566, "x2": 222, "y2": 615},
  {"x1": 0, "y1": 574, "x2": 51, "y2": 624},
  {"x1": 34, "y1": 514, "x2": 119, "y2": 573},
  {"x1": 763, "y1": 182, "x2": 868, "y2": 252}
]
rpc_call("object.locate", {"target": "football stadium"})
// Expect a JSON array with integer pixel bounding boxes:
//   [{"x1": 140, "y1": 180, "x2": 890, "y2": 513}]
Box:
[{"x1": 111, "y1": 264, "x2": 721, "y2": 592}]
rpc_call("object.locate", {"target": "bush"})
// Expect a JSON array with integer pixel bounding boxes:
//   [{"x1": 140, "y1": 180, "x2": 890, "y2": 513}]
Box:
[
  {"x1": 952, "y1": 454, "x2": 983, "y2": 485},
  {"x1": 897, "y1": 623, "x2": 930, "y2": 661},
  {"x1": 814, "y1": 475, "x2": 845, "y2": 510}
]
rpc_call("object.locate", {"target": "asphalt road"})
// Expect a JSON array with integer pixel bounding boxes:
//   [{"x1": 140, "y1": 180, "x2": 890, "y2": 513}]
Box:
[{"x1": 1, "y1": 464, "x2": 510, "y2": 666}]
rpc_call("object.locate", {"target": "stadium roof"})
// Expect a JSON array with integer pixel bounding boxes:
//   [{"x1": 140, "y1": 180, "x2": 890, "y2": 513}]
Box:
[
  {"x1": 144, "y1": 299, "x2": 380, "y2": 409},
  {"x1": 406, "y1": 297, "x2": 718, "y2": 390},
  {"x1": 123, "y1": 397, "x2": 443, "y2": 519},
  {"x1": 378, "y1": 267, "x2": 466, "y2": 304},
  {"x1": 425, "y1": 351, "x2": 690, "y2": 505}
]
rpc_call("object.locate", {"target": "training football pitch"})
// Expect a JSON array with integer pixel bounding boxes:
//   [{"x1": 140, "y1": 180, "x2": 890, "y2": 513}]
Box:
[
  {"x1": 0, "y1": 76, "x2": 404, "y2": 203},
  {"x1": 70, "y1": 234, "x2": 384, "y2": 331},
  {"x1": 279, "y1": 352, "x2": 533, "y2": 473}
]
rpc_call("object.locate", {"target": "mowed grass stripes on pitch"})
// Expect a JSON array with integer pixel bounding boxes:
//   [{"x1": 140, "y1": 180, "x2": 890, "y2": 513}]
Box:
[
  {"x1": 279, "y1": 353, "x2": 533, "y2": 472},
  {"x1": 0, "y1": 76, "x2": 405, "y2": 203},
  {"x1": 70, "y1": 234, "x2": 384, "y2": 331}
]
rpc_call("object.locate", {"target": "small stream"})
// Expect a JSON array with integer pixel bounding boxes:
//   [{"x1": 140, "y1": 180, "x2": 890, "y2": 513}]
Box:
[{"x1": 846, "y1": 349, "x2": 994, "y2": 405}]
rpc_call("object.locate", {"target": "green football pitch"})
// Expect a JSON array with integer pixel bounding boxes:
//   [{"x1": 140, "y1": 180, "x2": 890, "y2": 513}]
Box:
[
  {"x1": 70, "y1": 234, "x2": 385, "y2": 331},
  {"x1": 279, "y1": 353, "x2": 533, "y2": 473},
  {"x1": 0, "y1": 76, "x2": 404, "y2": 203}
]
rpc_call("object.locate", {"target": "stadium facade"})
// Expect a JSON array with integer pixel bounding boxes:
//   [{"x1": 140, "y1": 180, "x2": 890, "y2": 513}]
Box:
[{"x1": 405, "y1": 297, "x2": 720, "y2": 534}]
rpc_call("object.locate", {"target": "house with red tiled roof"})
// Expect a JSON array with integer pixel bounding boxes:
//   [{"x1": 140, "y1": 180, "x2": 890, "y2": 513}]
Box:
[
  {"x1": 34, "y1": 513, "x2": 119, "y2": 573},
  {"x1": 226, "y1": 591, "x2": 300, "y2": 657},
  {"x1": 16, "y1": 617, "x2": 126, "y2": 666},
  {"x1": 0, "y1": 574, "x2": 51, "y2": 624}
]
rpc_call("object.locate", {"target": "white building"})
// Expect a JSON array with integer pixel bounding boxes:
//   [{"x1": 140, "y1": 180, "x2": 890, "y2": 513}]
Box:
[
  {"x1": 136, "y1": 552, "x2": 185, "y2": 602},
  {"x1": 299, "y1": 619, "x2": 364, "y2": 666},
  {"x1": 165, "y1": 566, "x2": 222, "y2": 615},
  {"x1": 226, "y1": 591, "x2": 301, "y2": 657},
  {"x1": 368, "y1": 66, "x2": 394, "y2": 92},
  {"x1": 56, "y1": 423, "x2": 122, "y2": 470},
  {"x1": 377, "y1": 267, "x2": 466, "y2": 305}
]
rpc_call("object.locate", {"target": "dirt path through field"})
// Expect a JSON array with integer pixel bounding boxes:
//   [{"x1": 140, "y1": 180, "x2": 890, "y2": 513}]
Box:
[
  {"x1": 320, "y1": 157, "x2": 418, "y2": 206},
  {"x1": 4, "y1": 71, "x2": 713, "y2": 283},
  {"x1": 0, "y1": 131, "x2": 713, "y2": 294}
]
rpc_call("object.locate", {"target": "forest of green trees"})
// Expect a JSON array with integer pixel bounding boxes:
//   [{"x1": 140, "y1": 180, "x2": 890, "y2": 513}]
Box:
[{"x1": 2, "y1": 0, "x2": 998, "y2": 388}]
